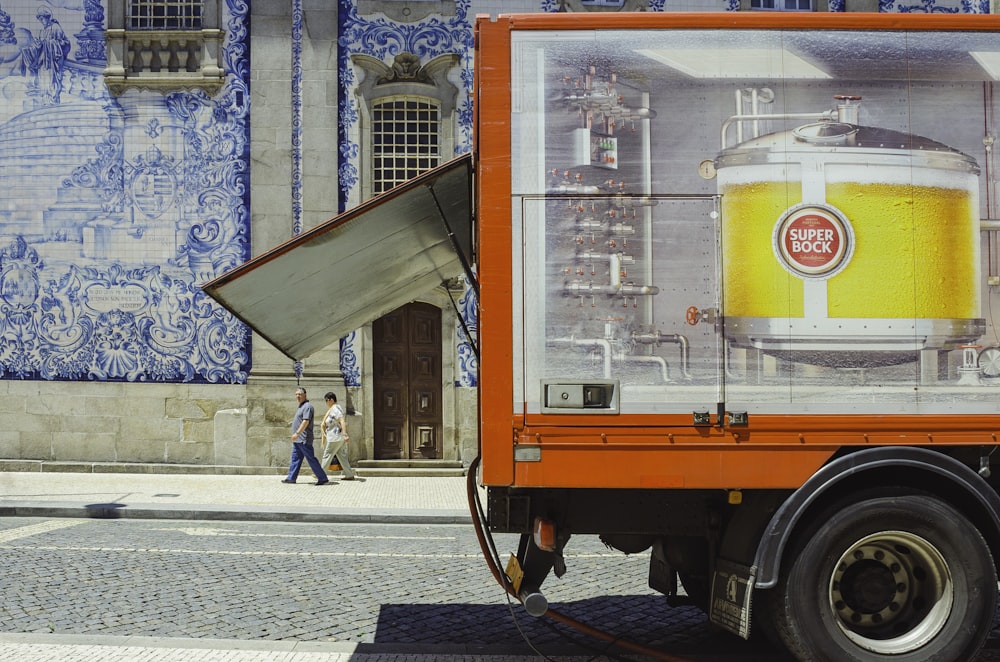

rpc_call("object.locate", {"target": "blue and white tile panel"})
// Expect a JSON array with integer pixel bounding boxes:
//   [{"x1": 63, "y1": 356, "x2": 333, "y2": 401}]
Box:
[{"x1": 0, "y1": 1, "x2": 251, "y2": 384}]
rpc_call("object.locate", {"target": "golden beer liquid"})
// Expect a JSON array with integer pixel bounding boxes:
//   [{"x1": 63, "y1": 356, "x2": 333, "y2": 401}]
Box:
[
  {"x1": 722, "y1": 180, "x2": 804, "y2": 318},
  {"x1": 722, "y1": 180, "x2": 978, "y2": 319}
]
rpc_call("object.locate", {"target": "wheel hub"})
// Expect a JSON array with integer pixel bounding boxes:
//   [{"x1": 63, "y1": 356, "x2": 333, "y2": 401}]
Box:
[{"x1": 833, "y1": 546, "x2": 907, "y2": 626}]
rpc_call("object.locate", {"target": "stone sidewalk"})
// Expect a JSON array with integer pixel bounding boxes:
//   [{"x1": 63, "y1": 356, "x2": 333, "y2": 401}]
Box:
[{"x1": 0, "y1": 471, "x2": 473, "y2": 524}]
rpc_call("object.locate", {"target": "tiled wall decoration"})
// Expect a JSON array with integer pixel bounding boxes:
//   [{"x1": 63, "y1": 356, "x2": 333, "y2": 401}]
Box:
[
  {"x1": 337, "y1": 0, "x2": 475, "y2": 210},
  {"x1": 340, "y1": 331, "x2": 361, "y2": 387},
  {"x1": 0, "y1": 1, "x2": 250, "y2": 383},
  {"x1": 292, "y1": 0, "x2": 305, "y2": 384},
  {"x1": 883, "y1": 0, "x2": 989, "y2": 11},
  {"x1": 455, "y1": 277, "x2": 478, "y2": 387},
  {"x1": 336, "y1": 0, "x2": 477, "y2": 387}
]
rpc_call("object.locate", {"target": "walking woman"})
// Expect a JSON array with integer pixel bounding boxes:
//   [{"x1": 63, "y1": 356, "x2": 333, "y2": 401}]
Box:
[{"x1": 321, "y1": 392, "x2": 358, "y2": 480}]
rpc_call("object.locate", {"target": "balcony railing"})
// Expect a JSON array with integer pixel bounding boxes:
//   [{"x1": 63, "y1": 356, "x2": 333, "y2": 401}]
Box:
[{"x1": 104, "y1": 28, "x2": 224, "y2": 95}]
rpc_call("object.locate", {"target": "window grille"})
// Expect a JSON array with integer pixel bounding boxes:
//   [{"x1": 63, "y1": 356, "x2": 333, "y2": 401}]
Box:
[
  {"x1": 371, "y1": 97, "x2": 441, "y2": 195},
  {"x1": 129, "y1": 0, "x2": 202, "y2": 30}
]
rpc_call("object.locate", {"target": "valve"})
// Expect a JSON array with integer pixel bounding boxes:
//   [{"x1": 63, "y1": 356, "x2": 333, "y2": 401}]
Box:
[{"x1": 686, "y1": 306, "x2": 718, "y2": 326}]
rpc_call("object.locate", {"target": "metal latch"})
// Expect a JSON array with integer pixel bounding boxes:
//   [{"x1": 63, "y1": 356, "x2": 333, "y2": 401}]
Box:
[
  {"x1": 727, "y1": 411, "x2": 748, "y2": 426},
  {"x1": 542, "y1": 380, "x2": 619, "y2": 414}
]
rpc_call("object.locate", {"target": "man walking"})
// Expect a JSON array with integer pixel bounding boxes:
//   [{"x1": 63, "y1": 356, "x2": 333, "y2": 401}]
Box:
[{"x1": 282, "y1": 388, "x2": 330, "y2": 485}]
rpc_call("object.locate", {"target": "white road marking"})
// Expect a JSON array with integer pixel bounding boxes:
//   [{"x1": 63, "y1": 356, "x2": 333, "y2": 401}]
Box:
[{"x1": 148, "y1": 527, "x2": 457, "y2": 541}]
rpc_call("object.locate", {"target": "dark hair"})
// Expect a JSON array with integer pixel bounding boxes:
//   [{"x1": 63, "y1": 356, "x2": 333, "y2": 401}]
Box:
[{"x1": 324, "y1": 392, "x2": 337, "y2": 402}]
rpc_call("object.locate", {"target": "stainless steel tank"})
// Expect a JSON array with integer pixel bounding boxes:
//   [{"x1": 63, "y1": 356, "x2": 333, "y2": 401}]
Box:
[{"x1": 716, "y1": 98, "x2": 984, "y2": 366}]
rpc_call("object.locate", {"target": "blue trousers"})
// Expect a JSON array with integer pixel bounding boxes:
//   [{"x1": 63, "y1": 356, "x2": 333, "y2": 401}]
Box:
[{"x1": 285, "y1": 442, "x2": 328, "y2": 482}]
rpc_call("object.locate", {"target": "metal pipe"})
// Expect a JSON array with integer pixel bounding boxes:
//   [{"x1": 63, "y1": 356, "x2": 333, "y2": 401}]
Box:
[
  {"x1": 548, "y1": 184, "x2": 600, "y2": 195},
  {"x1": 565, "y1": 282, "x2": 660, "y2": 297},
  {"x1": 519, "y1": 586, "x2": 549, "y2": 617},
  {"x1": 618, "y1": 283, "x2": 659, "y2": 296},
  {"x1": 734, "y1": 89, "x2": 743, "y2": 144},
  {"x1": 609, "y1": 253, "x2": 621, "y2": 289},
  {"x1": 633, "y1": 331, "x2": 692, "y2": 380}
]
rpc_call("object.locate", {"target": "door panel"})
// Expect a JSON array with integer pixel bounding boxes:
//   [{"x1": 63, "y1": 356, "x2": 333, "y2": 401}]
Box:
[{"x1": 374, "y1": 302, "x2": 442, "y2": 459}]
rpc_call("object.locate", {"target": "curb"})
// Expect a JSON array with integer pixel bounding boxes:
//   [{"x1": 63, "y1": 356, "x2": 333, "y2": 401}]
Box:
[{"x1": 0, "y1": 501, "x2": 473, "y2": 525}]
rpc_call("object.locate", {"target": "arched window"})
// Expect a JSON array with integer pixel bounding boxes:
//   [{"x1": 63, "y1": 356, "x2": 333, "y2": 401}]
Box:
[
  {"x1": 351, "y1": 52, "x2": 459, "y2": 201},
  {"x1": 371, "y1": 95, "x2": 442, "y2": 195}
]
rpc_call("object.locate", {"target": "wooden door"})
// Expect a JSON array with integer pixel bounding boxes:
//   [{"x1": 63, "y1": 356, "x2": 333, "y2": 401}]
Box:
[{"x1": 373, "y1": 302, "x2": 442, "y2": 459}]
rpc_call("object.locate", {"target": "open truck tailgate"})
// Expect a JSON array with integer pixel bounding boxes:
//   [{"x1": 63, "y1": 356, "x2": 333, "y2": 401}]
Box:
[{"x1": 201, "y1": 154, "x2": 474, "y2": 361}]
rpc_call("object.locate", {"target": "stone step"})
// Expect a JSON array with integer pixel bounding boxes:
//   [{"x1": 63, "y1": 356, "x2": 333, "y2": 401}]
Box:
[
  {"x1": 354, "y1": 459, "x2": 466, "y2": 477},
  {"x1": 355, "y1": 459, "x2": 463, "y2": 468},
  {"x1": 351, "y1": 466, "x2": 467, "y2": 478}
]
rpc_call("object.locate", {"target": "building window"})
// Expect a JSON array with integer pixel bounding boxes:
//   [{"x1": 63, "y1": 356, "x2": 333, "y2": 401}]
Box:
[
  {"x1": 371, "y1": 96, "x2": 441, "y2": 195},
  {"x1": 128, "y1": 0, "x2": 202, "y2": 30},
  {"x1": 750, "y1": 0, "x2": 813, "y2": 8}
]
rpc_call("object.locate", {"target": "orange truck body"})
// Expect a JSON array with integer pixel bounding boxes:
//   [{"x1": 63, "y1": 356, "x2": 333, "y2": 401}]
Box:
[{"x1": 474, "y1": 12, "x2": 1000, "y2": 660}]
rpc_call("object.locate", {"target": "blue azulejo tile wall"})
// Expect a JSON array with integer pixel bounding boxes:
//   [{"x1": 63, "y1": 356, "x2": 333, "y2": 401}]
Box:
[{"x1": 0, "y1": 0, "x2": 250, "y2": 384}]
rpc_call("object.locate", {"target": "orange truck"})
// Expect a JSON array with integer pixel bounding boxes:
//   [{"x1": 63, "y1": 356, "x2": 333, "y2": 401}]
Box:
[{"x1": 205, "y1": 12, "x2": 1000, "y2": 662}]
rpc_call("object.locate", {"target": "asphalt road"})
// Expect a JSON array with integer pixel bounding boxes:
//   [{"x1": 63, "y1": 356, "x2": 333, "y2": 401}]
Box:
[{"x1": 2, "y1": 517, "x2": 999, "y2": 661}]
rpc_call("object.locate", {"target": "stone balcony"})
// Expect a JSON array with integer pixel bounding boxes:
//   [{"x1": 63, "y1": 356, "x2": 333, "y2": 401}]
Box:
[{"x1": 104, "y1": 28, "x2": 225, "y2": 96}]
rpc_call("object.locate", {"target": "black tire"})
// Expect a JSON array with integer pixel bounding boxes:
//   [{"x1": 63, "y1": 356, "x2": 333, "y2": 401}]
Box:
[{"x1": 760, "y1": 495, "x2": 996, "y2": 662}]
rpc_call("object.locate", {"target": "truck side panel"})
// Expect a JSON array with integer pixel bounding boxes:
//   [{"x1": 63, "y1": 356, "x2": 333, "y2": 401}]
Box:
[{"x1": 476, "y1": 13, "x2": 1000, "y2": 492}]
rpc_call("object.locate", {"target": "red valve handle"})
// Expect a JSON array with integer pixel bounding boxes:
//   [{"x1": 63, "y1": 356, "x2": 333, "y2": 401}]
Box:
[{"x1": 685, "y1": 306, "x2": 700, "y2": 326}]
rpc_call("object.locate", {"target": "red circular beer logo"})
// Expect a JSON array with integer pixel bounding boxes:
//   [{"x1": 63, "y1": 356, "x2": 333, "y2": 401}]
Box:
[{"x1": 773, "y1": 204, "x2": 853, "y2": 278}]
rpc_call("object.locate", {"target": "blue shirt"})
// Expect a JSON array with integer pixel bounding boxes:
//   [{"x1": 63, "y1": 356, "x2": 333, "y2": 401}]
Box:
[{"x1": 292, "y1": 399, "x2": 314, "y2": 444}]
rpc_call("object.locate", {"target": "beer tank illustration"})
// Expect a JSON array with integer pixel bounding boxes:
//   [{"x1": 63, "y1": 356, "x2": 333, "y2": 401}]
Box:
[{"x1": 715, "y1": 95, "x2": 985, "y2": 367}]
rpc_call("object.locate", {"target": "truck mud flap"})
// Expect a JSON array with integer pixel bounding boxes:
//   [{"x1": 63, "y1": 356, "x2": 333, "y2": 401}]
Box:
[{"x1": 710, "y1": 559, "x2": 756, "y2": 639}]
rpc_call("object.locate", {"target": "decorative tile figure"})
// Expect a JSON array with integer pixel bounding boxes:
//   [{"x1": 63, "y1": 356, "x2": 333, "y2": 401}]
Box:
[{"x1": 15, "y1": 7, "x2": 70, "y2": 105}]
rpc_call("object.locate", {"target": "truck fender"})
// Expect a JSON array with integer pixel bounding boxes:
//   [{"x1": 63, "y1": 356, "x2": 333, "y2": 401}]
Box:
[{"x1": 752, "y1": 446, "x2": 1000, "y2": 589}]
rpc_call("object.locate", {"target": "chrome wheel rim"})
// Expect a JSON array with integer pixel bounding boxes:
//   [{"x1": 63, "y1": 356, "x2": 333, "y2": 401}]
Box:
[{"x1": 829, "y1": 530, "x2": 953, "y2": 654}]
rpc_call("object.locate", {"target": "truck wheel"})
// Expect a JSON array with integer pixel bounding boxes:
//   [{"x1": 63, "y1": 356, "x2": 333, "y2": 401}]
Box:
[{"x1": 763, "y1": 495, "x2": 996, "y2": 662}]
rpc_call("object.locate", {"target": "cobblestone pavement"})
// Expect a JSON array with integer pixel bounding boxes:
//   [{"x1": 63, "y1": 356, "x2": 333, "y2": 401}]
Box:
[
  {"x1": 0, "y1": 517, "x2": 782, "y2": 661},
  {"x1": 2, "y1": 472, "x2": 1000, "y2": 661},
  {"x1": 3, "y1": 517, "x2": 1000, "y2": 661}
]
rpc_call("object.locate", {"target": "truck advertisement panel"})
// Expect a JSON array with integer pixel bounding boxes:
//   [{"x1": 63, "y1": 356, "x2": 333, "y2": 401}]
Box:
[{"x1": 504, "y1": 20, "x2": 1000, "y2": 417}]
